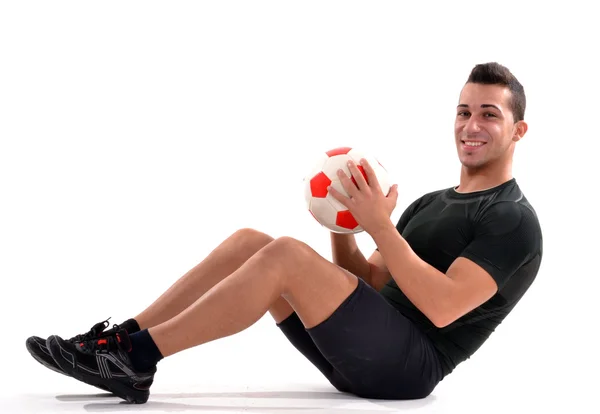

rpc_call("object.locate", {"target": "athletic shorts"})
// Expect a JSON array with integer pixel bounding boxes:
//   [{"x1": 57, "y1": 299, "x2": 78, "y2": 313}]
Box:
[{"x1": 276, "y1": 278, "x2": 443, "y2": 399}]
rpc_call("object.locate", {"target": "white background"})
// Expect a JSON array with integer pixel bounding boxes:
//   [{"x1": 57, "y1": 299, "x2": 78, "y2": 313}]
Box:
[{"x1": 1, "y1": 1, "x2": 598, "y2": 413}]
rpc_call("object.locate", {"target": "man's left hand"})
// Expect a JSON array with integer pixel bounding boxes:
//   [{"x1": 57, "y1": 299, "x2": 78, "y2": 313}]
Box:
[{"x1": 328, "y1": 158, "x2": 398, "y2": 236}]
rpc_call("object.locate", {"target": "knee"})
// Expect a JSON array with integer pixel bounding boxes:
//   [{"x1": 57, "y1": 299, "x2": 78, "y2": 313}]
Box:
[
  {"x1": 268, "y1": 236, "x2": 311, "y2": 258},
  {"x1": 231, "y1": 228, "x2": 275, "y2": 251},
  {"x1": 259, "y1": 237, "x2": 315, "y2": 272}
]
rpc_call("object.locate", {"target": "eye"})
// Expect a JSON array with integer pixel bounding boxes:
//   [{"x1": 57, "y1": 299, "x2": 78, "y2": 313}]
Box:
[
  {"x1": 457, "y1": 111, "x2": 470, "y2": 117},
  {"x1": 484, "y1": 112, "x2": 497, "y2": 118}
]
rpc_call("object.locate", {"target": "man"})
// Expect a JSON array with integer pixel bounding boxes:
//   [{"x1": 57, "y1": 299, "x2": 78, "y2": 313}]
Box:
[{"x1": 26, "y1": 62, "x2": 543, "y2": 404}]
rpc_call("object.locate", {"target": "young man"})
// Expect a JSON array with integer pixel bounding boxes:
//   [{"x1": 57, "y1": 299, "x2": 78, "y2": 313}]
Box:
[{"x1": 26, "y1": 62, "x2": 543, "y2": 404}]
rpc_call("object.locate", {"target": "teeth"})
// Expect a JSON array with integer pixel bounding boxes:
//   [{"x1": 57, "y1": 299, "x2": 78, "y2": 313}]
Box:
[{"x1": 464, "y1": 141, "x2": 484, "y2": 147}]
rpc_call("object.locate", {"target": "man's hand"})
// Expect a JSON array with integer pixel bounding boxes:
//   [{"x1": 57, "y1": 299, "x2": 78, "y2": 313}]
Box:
[{"x1": 328, "y1": 158, "x2": 398, "y2": 237}]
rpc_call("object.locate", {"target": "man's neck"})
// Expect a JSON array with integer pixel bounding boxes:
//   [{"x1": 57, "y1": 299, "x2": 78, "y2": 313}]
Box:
[{"x1": 455, "y1": 165, "x2": 513, "y2": 194}]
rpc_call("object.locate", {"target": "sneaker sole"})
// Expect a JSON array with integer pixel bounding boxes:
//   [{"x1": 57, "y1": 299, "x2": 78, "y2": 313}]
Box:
[{"x1": 46, "y1": 336, "x2": 149, "y2": 404}]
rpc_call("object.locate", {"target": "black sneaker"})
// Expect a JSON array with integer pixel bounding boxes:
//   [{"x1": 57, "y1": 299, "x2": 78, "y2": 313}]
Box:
[
  {"x1": 26, "y1": 318, "x2": 112, "y2": 392},
  {"x1": 46, "y1": 328, "x2": 156, "y2": 404}
]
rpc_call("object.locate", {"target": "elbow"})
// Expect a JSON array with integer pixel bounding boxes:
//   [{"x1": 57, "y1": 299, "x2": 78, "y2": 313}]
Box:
[
  {"x1": 432, "y1": 317, "x2": 452, "y2": 329},
  {"x1": 430, "y1": 308, "x2": 456, "y2": 329}
]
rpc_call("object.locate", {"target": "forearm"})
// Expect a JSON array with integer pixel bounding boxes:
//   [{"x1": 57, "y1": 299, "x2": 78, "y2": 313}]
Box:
[
  {"x1": 330, "y1": 233, "x2": 371, "y2": 282},
  {"x1": 371, "y1": 223, "x2": 455, "y2": 327}
]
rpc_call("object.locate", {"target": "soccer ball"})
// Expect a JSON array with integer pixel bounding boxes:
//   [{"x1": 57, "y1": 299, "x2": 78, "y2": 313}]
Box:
[{"x1": 303, "y1": 146, "x2": 391, "y2": 234}]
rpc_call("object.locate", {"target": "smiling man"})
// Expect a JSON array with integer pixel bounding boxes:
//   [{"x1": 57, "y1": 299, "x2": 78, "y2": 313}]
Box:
[
  {"x1": 455, "y1": 73, "x2": 527, "y2": 187},
  {"x1": 27, "y1": 62, "x2": 543, "y2": 404}
]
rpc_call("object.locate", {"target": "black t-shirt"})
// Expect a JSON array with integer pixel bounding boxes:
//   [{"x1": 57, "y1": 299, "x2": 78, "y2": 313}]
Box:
[{"x1": 379, "y1": 178, "x2": 543, "y2": 377}]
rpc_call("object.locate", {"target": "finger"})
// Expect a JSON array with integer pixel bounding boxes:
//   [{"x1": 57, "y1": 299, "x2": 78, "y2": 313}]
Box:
[
  {"x1": 327, "y1": 185, "x2": 350, "y2": 208},
  {"x1": 385, "y1": 183, "x2": 397, "y2": 196},
  {"x1": 336, "y1": 168, "x2": 360, "y2": 198},
  {"x1": 388, "y1": 184, "x2": 399, "y2": 201},
  {"x1": 359, "y1": 158, "x2": 382, "y2": 193},
  {"x1": 388, "y1": 184, "x2": 399, "y2": 212},
  {"x1": 347, "y1": 160, "x2": 369, "y2": 192}
]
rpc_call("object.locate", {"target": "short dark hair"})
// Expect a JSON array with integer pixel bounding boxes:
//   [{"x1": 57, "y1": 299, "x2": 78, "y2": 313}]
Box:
[{"x1": 466, "y1": 62, "x2": 526, "y2": 122}]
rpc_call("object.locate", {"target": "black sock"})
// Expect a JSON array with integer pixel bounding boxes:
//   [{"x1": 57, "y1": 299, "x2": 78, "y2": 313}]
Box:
[
  {"x1": 119, "y1": 318, "x2": 141, "y2": 334},
  {"x1": 104, "y1": 318, "x2": 140, "y2": 336},
  {"x1": 128, "y1": 329, "x2": 163, "y2": 372}
]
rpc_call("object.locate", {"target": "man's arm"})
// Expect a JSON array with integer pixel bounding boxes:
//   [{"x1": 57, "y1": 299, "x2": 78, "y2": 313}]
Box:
[
  {"x1": 372, "y1": 202, "x2": 541, "y2": 328},
  {"x1": 331, "y1": 233, "x2": 395, "y2": 291},
  {"x1": 373, "y1": 225, "x2": 497, "y2": 327},
  {"x1": 330, "y1": 233, "x2": 371, "y2": 282},
  {"x1": 365, "y1": 250, "x2": 393, "y2": 291}
]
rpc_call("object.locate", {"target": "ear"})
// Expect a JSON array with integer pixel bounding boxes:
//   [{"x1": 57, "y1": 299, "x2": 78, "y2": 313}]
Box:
[{"x1": 512, "y1": 120, "x2": 528, "y2": 142}]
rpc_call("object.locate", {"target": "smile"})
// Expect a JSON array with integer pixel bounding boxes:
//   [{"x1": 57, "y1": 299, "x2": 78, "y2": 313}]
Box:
[
  {"x1": 463, "y1": 141, "x2": 485, "y2": 147},
  {"x1": 461, "y1": 140, "x2": 487, "y2": 150}
]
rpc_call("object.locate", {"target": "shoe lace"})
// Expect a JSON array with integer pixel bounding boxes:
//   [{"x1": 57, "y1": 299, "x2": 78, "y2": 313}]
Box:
[
  {"x1": 69, "y1": 317, "x2": 111, "y2": 342},
  {"x1": 84, "y1": 327, "x2": 124, "y2": 354}
]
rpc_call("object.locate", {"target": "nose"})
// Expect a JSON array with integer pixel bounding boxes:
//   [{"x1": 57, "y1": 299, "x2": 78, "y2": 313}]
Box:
[{"x1": 464, "y1": 116, "x2": 481, "y2": 134}]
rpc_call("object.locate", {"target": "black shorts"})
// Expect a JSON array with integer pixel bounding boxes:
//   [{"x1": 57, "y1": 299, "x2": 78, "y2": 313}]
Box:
[{"x1": 277, "y1": 278, "x2": 443, "y2": 399}]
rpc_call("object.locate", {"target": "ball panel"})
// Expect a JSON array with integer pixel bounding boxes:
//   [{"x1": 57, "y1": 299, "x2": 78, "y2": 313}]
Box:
[
  {"x1": 303, "y1": 152, "x2": 329, "y2": 204},
  {"x1": 303, "y1": 176, "x2": 313, "y2": 206},
  {"x1": 308, "y1": 197, "x2": 338, "y2": 227},
  {"x1": 322, "y1": 154, "x2": 352, "y2": 181},
  {"x1": 336, "y1": 210, "x2": 360, "y2": 230},
  {"x1": 309, "y1": 172, "x2": 332, "y2": 198},
  {"x1": 326, "y1": 147, "x2": 352, "y2": 157},
  {"x1": 347, "y1": 148, "x2": 369, "y2": 164}
]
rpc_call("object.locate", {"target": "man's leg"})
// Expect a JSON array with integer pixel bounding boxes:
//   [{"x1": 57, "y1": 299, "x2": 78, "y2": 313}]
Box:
[
  {"x1": 46, "y1": 236, "x2": 358, "y2": 402},
  {"x1": 26, "y1": 228, "x2": 295, "y2": 379},
  {"x1": 133, "y1": 227, "x2": 347, "y2": 391},
  {"x1": 147, "y1": 236, "x2": 357, "y2": 356},
  {"x1": 133, "y1": 228, "x2": 295, "y2": 329},
  {"x1": 137, "y1": 229, "x2": 352, "y2": 392}
]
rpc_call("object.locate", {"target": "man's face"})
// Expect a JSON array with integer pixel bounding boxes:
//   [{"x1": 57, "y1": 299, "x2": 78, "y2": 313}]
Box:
[{"x1": 454, "y1": 83, "x2": 521, "y2": 170}]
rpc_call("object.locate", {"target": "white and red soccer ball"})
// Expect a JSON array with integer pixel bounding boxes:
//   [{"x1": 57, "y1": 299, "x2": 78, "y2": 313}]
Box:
[{"x1": 303, "y1": 147, "x2": 391, "y2": 234}]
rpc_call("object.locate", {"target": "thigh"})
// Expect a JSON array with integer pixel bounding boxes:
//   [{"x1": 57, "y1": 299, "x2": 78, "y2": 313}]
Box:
[
  {"x1": 306, "y1": 278, "x2": 444, "y2": 399},
  {"x1": 265, "y1": 237, "x2": 359, "y2": 330}
]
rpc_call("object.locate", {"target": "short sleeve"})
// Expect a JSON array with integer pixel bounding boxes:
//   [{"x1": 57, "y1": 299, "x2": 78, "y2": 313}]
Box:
[
  {"x1": 395, "y1": 198, "x2": 421, "y2": 234},
  {"x1": 459, "y1": 202, "x2": 542, "y2": 290}
]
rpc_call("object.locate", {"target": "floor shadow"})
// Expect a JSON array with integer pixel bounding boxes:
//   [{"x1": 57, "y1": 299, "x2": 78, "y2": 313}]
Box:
[
  {"x1": 146, "y1": 391, "x2": 355, "y2": 400},
  {"x1": 55, "y1": 393, "x2": 116, "y2": 401},
  {"x1": 84, "y1": 401, "x2": 317, "y2": 412},
  {"x1": 54, "y1": 390, "x2": 436, "y2": 412}
]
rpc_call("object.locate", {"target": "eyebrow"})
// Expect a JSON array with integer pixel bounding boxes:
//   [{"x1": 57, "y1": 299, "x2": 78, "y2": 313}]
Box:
[{"x1": 457, "y1": 104, "x2": 502, "y2": 111}]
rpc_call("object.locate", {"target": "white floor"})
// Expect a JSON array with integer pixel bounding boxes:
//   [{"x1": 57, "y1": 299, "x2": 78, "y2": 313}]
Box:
[
  {"x1": 4, "y1": 384, "x2": 438, "y2": 414},
  {"x1": 3, "y1": 365, "x2": 595, "y2": 414},
  {"x1": 3, "y1": 381, "x2": 596, "y2": 414}
]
